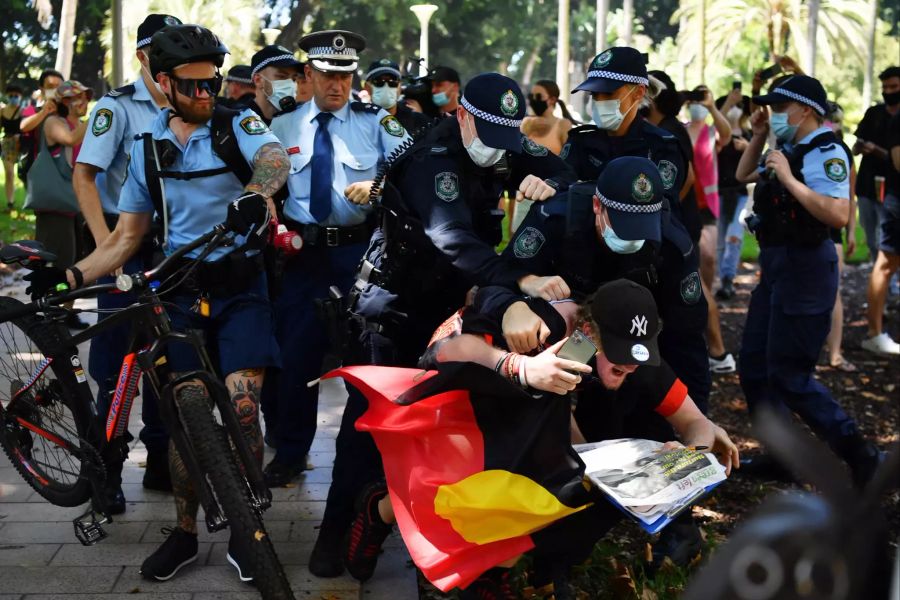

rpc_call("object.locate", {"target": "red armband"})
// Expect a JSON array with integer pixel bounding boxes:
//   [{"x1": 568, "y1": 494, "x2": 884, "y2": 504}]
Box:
[{"x1": 655, "y1": 378, "x2": 688, "y2": 417}]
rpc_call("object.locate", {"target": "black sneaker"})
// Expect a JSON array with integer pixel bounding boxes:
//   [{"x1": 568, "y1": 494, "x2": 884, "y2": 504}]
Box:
[
  {"x1": 715, "y1": 278, "x2": 735, "y2": 300},
  {"x1": 143, "y1": 450, "x2": 173, "y2": 492},
  {"x1": 648, "y1": 515, "x2": 703, "y2": 574},
  {"x1": 263, "y1": 458, "x2": 306, "y2": 488},
  {"x1": 226, "y1": 532, "x2": 254, "y2": 584},
  {"x1": 459, "y1": 567, "x2": 517, "y2": 600},
  {"x1": 140, "y1": 527, "x2": 198, "y2": 581},
  {"x1": 344, "y1": 481, "x2": 392, "y2": 582},
  {"x1": 309, "y1": 524, "x2": 345, "y2": 578},
  {"x1": 92, "y1": 486, "x2": 126, "y2": 516}
]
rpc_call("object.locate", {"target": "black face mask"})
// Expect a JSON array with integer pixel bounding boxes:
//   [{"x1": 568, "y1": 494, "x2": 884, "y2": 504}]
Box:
[
  {"x1": 883, "y1": 91, "x2": 900, "y2": 107},
  {"x1": 528, "y1": 95, "x2": 549, "y2": 116}
]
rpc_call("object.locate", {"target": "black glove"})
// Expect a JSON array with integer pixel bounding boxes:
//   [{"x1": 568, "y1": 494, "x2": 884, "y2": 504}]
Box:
[
  {"x1": 23, "y1": 266, "x2": 68, "y2": 300},
  {"x1": 225, "y1": 192, "x2": 269, "y2": 235}
]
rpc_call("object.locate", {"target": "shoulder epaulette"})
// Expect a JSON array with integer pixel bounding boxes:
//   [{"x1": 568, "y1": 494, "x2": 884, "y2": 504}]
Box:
[
  {"x1": 428, "y1": 145, "x2": 449, "y2": 155},
  {"x1": 105, "y1": 84, "x2": 136, "y2": 100},
  {"x1": 275, "y1": 101, "x2": 303, "y2": 117},
  {"x1": 350, "y1": 101, "x2": 382, "y2": 114},
  {"x1": 571, "y1": 124, "x2": 599, "y2": 134},
  {"x1": 642, "y1": 120, "x2": 676, "y2": 140}
]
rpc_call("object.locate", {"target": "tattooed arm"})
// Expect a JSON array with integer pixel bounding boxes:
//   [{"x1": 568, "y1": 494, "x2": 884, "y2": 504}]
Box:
[{"x1": 245, "y1": 142, "x2": 290, "y2": 216}]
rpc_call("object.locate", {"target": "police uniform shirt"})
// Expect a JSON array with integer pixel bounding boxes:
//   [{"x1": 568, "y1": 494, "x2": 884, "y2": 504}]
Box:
[
  {"x1": 118, "y1": 107, "x2": 280, "y2": 261},
  {"x1": 269, "y1": 99, "x2": 411, "y2": 226},
  {"x1": 77, "y1": 77, "x2": 162, "y2": 214},
  {"x1": 757, "y1": 125, "x2": 851, "y2": 199}
]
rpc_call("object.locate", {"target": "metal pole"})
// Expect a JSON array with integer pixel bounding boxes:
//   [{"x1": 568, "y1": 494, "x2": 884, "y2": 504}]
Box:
[
  {"x1": 805, "y1": 0, "x2": 819, "y2": 76},
  {"x1": 111, "y1": 0, "x2": 123, "y2": 87},
  {"x1": 862, "y1": 0, "x2": 878, "y2": 107},
  {"x1": 410, "y1": 5, "x2": 439, "y2": 76},
  {"x1": 623, "y1": 0, "x2": 633, "y2": 46},
  {"x1": 596, "y1": 0, "x2": 609, "y2": 54},
  {"x1": 699, "y1": 0, "x2": 706, "y2": 82},
  {"x1": 556, "y1": 0, "x2": 570, "y2": 102}
]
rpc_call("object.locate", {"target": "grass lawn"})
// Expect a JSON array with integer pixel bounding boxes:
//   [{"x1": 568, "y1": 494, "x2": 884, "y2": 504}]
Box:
[{"x1": 0, "y1": 171, "x2": 35, "y2": 243}]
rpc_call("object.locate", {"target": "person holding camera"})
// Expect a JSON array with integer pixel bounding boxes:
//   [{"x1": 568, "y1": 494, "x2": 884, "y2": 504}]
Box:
[
  {"x1": 735, "y1": 74, "x2": 882, "y2": 487},
  {"x1": 430, "y1": 65, "x2": 461, "y2": 115}
]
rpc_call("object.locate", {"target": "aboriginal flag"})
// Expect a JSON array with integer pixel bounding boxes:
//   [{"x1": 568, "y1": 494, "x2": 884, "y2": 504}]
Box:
[{"x1": 323, "y1": 362, "x2": 592, "y2": 592}]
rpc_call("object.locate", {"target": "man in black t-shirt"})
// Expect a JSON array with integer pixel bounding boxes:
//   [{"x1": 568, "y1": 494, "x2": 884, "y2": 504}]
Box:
[{"x1": 853, "y1": 66, "x2": 900, "y2": 261}]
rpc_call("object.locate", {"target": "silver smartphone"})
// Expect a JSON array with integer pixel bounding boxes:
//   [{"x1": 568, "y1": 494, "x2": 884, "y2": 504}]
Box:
[{"x1": 557, "y1": 330, "x2": 598, "y2": 364}]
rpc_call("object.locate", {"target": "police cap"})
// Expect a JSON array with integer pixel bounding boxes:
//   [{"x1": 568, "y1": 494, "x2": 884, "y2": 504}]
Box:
[
  {"x1": 573, "y1": 46, "x2": 649, "y2": 94},
  {"x1": 137, "y1": 14, "x2": 182, "y2": 49},
  {"x1": 590, "y1": 279, "x2": 661, "y2": 366},
  {"x1": 299, "y1": 30, "x2": 365, "y2": 73},
  {"x1": 225, "y1": 65, "x2": 253, "y2": 85},
  {"x1": 365, "y1": 58, "x2": 401, "y2": 81},
  {"x1": 752, "y1": 74, "x2": 827, "y2": 116},
  {"x1": 595, "y1": 156, "x2": 663, "y2": 243},
  {"x1": 251, "y1": 45, "x2": 303, "y2": 76},
  {"x1": 460, "y1": 72, "x2": 526, "y2": 153},
  {"x1": 430, "y1": 66, "x2": 461, "y2": 84}
]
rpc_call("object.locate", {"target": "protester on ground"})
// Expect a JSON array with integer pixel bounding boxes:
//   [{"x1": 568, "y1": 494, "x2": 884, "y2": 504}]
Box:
[{"x1": 1, "y1": 83, "x2": 24, "y2": 209}]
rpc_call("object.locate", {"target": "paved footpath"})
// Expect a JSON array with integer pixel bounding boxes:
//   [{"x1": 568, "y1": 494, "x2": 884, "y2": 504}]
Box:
[{"x1": 0, "y1": 282, "x2": 418, "y2": 600}]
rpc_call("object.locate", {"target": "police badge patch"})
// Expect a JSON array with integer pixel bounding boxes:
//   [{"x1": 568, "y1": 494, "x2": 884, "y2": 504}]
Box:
[
  {"x1": 240, "y1": 116, "x2": 268, "y2": 135},
  {"x1": 500, "y1": 90, "x2": 519, "y2": 117},
  {"x1": 560, "y1": 143, "x2": 571, "y2": 160},
  {"x1": 92, "y1": 108, "x2": 113, "y2": 136},
  {"x1": 593, "y1": 50, "x2": 613, "y2": 69},
  {"x1": 657, "y1": 160, "x2": 677, "y2": 190},
  {"x1": 680, "y1": 271, "x2": 702, "y2": 304},
  {"x1": 514, "y1": 226, "x2": 546, "y2": 258},
  {"x1": 380, "y1": 115, "x2": 405, "y2": 137},
  {"x1": 631, "y1": 173, "x2": 654, "y2": 203},
  {"x1": 824, "y1": 158, "x2": 848, "y2": 182},
  {"x1": 435, "y1": 172, "x2": 459, "y2": 202},
  {"x1": 522, "y1": 138, "x2": 549, "y2": 156}
]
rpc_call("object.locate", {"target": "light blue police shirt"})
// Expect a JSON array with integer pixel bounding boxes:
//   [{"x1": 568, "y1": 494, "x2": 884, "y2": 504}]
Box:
[
  {"x1": 118, "y1": 107, "x2": 280, "y2": 261},
  {"x1": 77, "y1": 77, "x2": 162, "y2": 214},
  {"x1": 269, "y1": 99, "x2": 411, "y2": 226},
  {"x1": 758, "y1": 126, "x2": 851, "y2": 198}
]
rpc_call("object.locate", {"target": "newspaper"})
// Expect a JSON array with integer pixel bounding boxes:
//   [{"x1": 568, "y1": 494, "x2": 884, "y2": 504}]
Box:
[{"x1": 574, "y1": 438, "x2": 727, "y2": 533}]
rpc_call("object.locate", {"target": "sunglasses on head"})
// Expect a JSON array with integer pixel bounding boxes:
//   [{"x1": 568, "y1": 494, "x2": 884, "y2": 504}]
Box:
[
  {"x1": 371, "y1": 79, "x2": 400, "y2": 88},
  {"x1": 169, "y1": 73, "x2": 223, "y2": 98}
]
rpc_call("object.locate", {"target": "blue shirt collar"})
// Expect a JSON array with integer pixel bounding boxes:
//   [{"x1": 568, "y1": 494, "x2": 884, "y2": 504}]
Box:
[
  {"x1": 795, "y1": 125, "x2": 832, "y2": 146},
  {"x1": 307, "y1": 98, "x2": 350, "y2": 124}
]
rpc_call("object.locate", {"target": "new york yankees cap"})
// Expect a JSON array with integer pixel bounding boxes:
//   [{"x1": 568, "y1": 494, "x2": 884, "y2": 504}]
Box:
[{"x1": 589, "y1": 279, "x2": 661, "y2": 366}]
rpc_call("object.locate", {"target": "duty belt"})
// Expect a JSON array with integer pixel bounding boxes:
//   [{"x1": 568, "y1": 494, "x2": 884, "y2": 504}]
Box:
[{"x1": 282, "y1": 219, "x2": 371, "y2": 247}]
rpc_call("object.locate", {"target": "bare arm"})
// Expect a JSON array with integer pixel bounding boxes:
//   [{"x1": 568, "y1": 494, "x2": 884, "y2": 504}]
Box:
[
  {"x1": 679, "y1": 162, "x2": 695, "y2": 200},
  {"x1": 781, "y1": 174, "x2": 850, "y2": 228},
  {"x1": 66, "y1": 211, "x2": 151, "y2": 286},
  {"x1": 44, "y1": 116, "x2": 87, "y2": 147},
  {"x1": 73, "y1": 163, "x2": 111, "y2": 246},
  {"x1": 244, "y1": 142, "x2": 289, "y2": 216},
  {"x1": 665, "y1": 395, "x2": 740, "y2": 475},
  {"x1": 892, "y1": 146, "x2": 900, "y2": 172},
  {"x1": 19, "y1": 101, "x2": 56, "y2": 133}
]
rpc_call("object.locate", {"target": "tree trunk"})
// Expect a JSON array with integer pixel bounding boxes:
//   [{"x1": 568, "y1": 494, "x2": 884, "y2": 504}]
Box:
[
  {"x1": 862, "y1": 0, "x2": 878, "y2": 107},
  {"x1": 522, "y1": 41, "x2": 543, "y2": 87},
  {"x1": 805, "y1": 0, "x2": 819, "y2": 76},
  {"x1": 699, "y1": 0, "x2": 706, "y2": 83},
  {"x1": 274, "y1": 0, "x2": 318, "y2": 49},
  {"x1": 623, "y1": 0, "x2": 634, "y2": 45},
  {"x1": 596, "y1": 0, "x2": 609, "y2": 53},
  {"x1": 54, "y1": 0, "x2": 78, "y2": 79},
  {"x1": 556, "y1": 0, "x2": 571, "y2": 104}
]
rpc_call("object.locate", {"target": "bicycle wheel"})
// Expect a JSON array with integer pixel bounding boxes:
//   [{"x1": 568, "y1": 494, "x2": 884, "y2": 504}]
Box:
[
  {"x1": 0, "y1": 297, "x2": 94, "y2": 506},
  {"x1": 175, "y1": 383, "x2": 294, "y2": 600}
]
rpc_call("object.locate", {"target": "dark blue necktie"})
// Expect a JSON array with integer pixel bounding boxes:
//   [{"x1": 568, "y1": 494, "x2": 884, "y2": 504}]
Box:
[{"x1": 310, "y1": 112, "x2": 334, "y2": 222}]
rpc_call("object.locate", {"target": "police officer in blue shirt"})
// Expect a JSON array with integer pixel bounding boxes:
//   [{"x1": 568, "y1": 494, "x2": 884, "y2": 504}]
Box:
[
  {"x1": 735, "y1": 75, "x2": 882, "y2": 487},
  {"x1": 73, "y1": 13, "x2": 181, "y2": 510},
  {"x1": 34, "y1": 24, "x2": 290, "y2": 583},
  {"x1": 246, "y1": 45, "x2": 304, "y2": 125},
  {"x1": 263, "y1": 30, "x2": 412, "y2": 488}
]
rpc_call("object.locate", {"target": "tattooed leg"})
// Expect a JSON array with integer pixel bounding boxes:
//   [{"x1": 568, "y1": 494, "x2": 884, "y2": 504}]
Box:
[
  {"x1": 170, "y1": 381, "x2": 203, "y2": 534},
  {"x1": 225, "y1": 368, "x2": 265, "y2": 467}
]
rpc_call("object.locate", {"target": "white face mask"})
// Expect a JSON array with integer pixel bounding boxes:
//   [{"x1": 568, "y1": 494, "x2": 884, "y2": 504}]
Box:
[
  {"x1": 371, "y1": 85, "x2": 398, "y2": 109},
  {"x1": 602, "y1": 220, "x2": 645, "y2": 254},
  {"x1": 139, "y1": 52, "x2": 165, "y2": 95},
  {"x1": 591, "y1": 86, "x2": 639, "y2": 131},
  {"x1": 726, "y1": 106, "x2": 743, "y2": 123},
  {"x1": 264, "y1": 77, "x2": 297, "y2": 110},
  {"x1": 463, "y1": 115, "x2": 505, "y2": 167}
]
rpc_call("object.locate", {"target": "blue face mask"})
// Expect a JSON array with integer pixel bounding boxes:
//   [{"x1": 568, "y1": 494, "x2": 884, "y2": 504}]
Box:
[
  {"x1": 689, "y1": 104, "x2": 709, "y2": 121},
  {"x1": 770, "y1": 111, "x2": 798, "y2": 143},
  {"x1": 432, "y1": 91, "x2": 450, "y2": 107},
  {"x1": 602, "y1": 222, "x2": 645, "y2": 254},
  {"x1": 7, "y1": 96, "x2": 21, "y2": 107}
]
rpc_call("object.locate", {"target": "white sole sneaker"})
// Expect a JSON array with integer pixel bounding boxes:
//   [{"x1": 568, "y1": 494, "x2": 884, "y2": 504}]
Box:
[
  {"x1": 142, "y1": 554, "x2": 198, "y2": 582},
  {"x1": 709, "y1": 353, "x2": 737, "y2": 374},
  {"x1": 227, "y1": 551, "x2": 254, "y2": 583},
  {"x1": 860, "y1": 333, "x2": 900, "y2": 355}
]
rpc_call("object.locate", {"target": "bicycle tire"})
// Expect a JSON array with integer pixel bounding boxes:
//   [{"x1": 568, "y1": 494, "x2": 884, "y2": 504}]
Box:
[
  {"x1": 175, "y1": 383, "x2": 294, "y2": 600},
  {"x1": 0, "y1": 297, "x2": 93, "y2": 507}
]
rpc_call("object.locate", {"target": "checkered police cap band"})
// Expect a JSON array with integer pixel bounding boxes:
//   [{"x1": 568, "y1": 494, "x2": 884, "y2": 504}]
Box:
[
  {"x1": 137, "y1": 37, "x2": 153, "y2": 49},
  {"x1": 460, "y1": 96, "x2": 523, "y2": 128},
  {"x1": 252, "y1": 54, "x2": 297, "y2": 76},
  {"x1": 772, "y1": 87, "x2": 825, "y2": 116},
  {"x1": 586, "y1": 70, "x2": 649, "y2": 86},
  {"x1": 226, "y1": 76, "x2": 253, "y2": 84},
  {"x1": 597, "y1": 190, "x2": 662, "y2": 214},
  {"x1": 309, "y1": 46, "x2": 358, "y2": 58}
]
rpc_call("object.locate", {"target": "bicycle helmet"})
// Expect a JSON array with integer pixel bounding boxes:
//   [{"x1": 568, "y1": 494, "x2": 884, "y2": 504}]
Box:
[{"x1": 149, "y1": 24, "x2": 229, "y2": 79}]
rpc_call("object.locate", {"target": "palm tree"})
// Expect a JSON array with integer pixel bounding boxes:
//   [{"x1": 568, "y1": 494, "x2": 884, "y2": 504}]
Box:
[{"x1": 673, "y1": 0, "x2": 868, "y2": 76}]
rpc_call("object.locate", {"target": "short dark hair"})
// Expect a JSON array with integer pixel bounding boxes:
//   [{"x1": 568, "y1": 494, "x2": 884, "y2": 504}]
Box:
[
  {"x1": 878, "y1": 66, "x2": 900, "y2": 81},
  {"x1": 38, "y1": 69, "x2": 64, "y2": 87},
  {"x1": 648, "y1": 69, "x2": 683, "y2": 118},
  {"x1": 5, "y1": 83, "x2": 24, "y2": 95}
]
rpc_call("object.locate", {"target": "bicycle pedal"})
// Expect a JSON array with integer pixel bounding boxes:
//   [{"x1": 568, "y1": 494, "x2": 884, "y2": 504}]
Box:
[{"x1": 73, "y1": 509, "x2": 110, "y2": 546}]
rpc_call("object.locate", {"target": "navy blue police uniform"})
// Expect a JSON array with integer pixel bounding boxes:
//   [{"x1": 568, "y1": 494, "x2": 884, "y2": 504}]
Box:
[
  {"x1": 220, "y1": 64, "x2": 255, "y2": 109},
  {"x1": 309, "y1": 73, "x2": 577, "y2": 579},
  {"x1": 263, "y1": 31, "x2": 412, "y2": 485},
  {"x1": 740, "y1": 76, "x2": 881, "y2": 486},
  {"x1": 364, "y1": 58, "x2": 432, "y2": 134},
  {"x1": 75, "y1": 13, "x2": 182, "y2": 498}
]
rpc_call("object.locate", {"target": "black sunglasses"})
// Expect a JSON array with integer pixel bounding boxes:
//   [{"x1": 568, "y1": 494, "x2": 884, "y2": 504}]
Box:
[
  {"x1": 169, "y1": 74, "x2": 223, "y2": 98},
  {"x1": 371, "y1": 79, "x2": 400, "y2": 88}
]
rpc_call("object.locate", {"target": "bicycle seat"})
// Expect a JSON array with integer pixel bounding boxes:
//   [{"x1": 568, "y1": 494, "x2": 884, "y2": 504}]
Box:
[{"x1": 0, "y1": 240, "x2": 58, "y2": 269}]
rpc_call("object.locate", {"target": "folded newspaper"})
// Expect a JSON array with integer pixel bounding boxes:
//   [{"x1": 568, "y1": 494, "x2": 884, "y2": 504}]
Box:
[{"x1": 574, "y1": 438, "x2": 728, "y2": 534}]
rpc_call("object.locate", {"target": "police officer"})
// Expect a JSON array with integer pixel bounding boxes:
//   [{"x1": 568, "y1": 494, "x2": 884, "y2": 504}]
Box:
[
  {"x1": 363, "y1": 58, "x2": 430, "y2": 133},
  {"x1": 248, "y1": 45, "x2": 304, "y2": 124},
  {"x1": 315, "y1": 73, "x2": 577, "y2": 580},
  {"x1": 27, "y1": 23, "x2": 289, "y2": 583},
  {"x1": 72, "y1": 13, "x2": 182, "y2": 510},
  {"x1": 264, "y1": 30, "x2": 412, "y2": 488},
  {"x1": 735, "y1": 75, "x2": 882, "y2": 487},
  {"x1": 430, "y1": 65, "x2": 461, "y2": 115},
  {"x1": 220, "y1": 64, "x2": 255, "y2": 108}
]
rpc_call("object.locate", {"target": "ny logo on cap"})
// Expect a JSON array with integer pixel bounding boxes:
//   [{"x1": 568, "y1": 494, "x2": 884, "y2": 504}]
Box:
[{"x1": 630, "y1": 315, "x2": 648, "y2": 337}]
